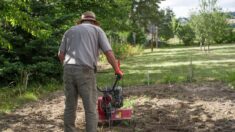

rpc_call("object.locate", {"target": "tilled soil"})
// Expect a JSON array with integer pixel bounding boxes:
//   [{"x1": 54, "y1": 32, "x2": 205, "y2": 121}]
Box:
[{"x1": 0, "y1": 82, "x2": 234, "y2": 132}]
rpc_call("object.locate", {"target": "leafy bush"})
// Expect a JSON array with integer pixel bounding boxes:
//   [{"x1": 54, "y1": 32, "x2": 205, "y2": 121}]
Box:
[
  {"x1": 27, "y1": 61, "x2": 62, "y2": 83},
  {"x1": 0, "y1": 60, "x2": 62, "y2": 87},
  {"x1": 0, "y1": 62, "x2": 24, "y2": 86},
  {"x1": 111, "y1": 43, "x2": 144, "y2": 59},
  {"x1": 223, "y1": 30, "x2": 235, "y2": 43}
]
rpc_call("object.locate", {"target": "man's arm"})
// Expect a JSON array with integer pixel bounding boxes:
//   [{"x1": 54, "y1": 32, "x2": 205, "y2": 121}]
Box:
[
  {"x1": 58, "y1": 51, "x2": 65, "y2": 64},
  {"x1": 58, "y1": 31, "x2": 68, "y2": 64},
  {"x1": 104, "y1": 50, "x2": 123, "y2": 78}
]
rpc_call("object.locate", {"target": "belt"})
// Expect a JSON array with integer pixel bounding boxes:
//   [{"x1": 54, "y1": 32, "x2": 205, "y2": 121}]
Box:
[{"x1": 64, "y1": 64, "x2": 97, "y2": 73}]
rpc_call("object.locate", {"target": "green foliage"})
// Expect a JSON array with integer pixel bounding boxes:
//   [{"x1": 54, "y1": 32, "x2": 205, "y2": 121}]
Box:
[
  {"x1": 0, "y1": 0, "x2": 63, "y2": 86},
  {"x1": 189, "y1": 0, "x2": 231, "y2": 45},
  {"x1": 1, "y1": 1, "x2": 52, "y2": 39},
  {"x1": 171, "y1": 17, "x2": 180, "y2": 35},
  {"x1": 123, "y1": 96, "x2": 137, "y2": 108},
  {"x1": 158, "y1": 8, "x2": 175, "y2": 41},
  {"x1": 176, "y1": 24, "x2": 195, "y2": 45},
  {"x1": 130, "y1": 0, "x2": 163, "y2": 29},
  {"x1": 0, "y1": 62, "x2": 24, "y2": 86},
  {"x1": 18, "y1": 92, "x2": 38, "y2": 102},
  {"x1": 127, "y1": 27, "x2": 147, "y2": 44},
  {"x1": 225, "y1": 31, "x2": 235, "y2": 43},
  {"x1": 130, "y1": 1, "x2": 174, "y2": 42},
  {"x1": 0, "y1": 60, "x2": 61, "y2": 86},
  {"x1": 0, "y1": 0, "x2": 137, "y2": 87},
  {"x1": 27, "y1": 61, "x2": 62, "y2": 83},
  {"x1": 112, "y1": 43, "x2": 144, "y2": 59}
]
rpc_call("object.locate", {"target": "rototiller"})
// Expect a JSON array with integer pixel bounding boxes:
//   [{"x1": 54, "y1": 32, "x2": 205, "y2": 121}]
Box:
[{"x1": 97, "y1": 74, "x2": 132, "y2": 127}]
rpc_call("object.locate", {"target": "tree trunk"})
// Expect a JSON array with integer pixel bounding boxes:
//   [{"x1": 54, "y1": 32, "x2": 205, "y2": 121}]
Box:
[
  {"x1": 200, "y1": 37, "x2": 205, "y2": 51},
  {"x1": 200, "y1": 42, "x2": 203, "y2": 51}
]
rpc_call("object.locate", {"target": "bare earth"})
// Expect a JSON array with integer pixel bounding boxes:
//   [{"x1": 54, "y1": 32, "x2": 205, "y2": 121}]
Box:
[{"x1": 0, "y1": 82, "x2": 235, "y2": 132}]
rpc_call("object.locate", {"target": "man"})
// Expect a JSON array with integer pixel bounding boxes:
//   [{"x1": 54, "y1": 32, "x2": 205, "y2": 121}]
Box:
[{"x1": 58, "y1": 11, "x2": 123, "y2": 132}]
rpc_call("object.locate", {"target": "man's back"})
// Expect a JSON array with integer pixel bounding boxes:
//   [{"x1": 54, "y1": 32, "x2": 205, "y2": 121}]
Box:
[{"x1": 59, "y1": 23, "x2": 111, "y2": 69}]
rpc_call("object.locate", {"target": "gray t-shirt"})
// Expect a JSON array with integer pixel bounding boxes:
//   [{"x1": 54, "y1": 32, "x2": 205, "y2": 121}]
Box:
[{"x1": 59, "y1": 23, "x2": 112, "y2": 69}]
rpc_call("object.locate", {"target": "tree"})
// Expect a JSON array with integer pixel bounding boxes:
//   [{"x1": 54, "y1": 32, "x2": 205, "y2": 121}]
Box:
[
  {"x1": 0, "y1": 0, "x2": 61, "y2": 85},
  {"x1": 158, "y1": 8, "x2": 174, "y2": 41},
  {"x1": 176, "y1": 23, "x2": 195, "y2": 45},
  {"x1": 130, "y1": 0, "x2": 173, "y2": 49},
  {"x1": 189, "y1": 0, "x2": 231, "y2": 51},
  {"x1": 130, "y1": 0, "x2": 163, "y2": 29},
  {"x1": 171, "y1": 17, "x2": 180, "y2": 35},
  {"x1": 0, "y1": 0, "x2": 134, "y2": 86}
]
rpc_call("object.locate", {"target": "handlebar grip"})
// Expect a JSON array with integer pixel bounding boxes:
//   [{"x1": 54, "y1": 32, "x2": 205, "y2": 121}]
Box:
[
  {"x1": 97, "y1": 76, "x2": 120, "y2": 92},
  {"x1": 116, "y1": 74, "x2": 121, "y2": 80}
]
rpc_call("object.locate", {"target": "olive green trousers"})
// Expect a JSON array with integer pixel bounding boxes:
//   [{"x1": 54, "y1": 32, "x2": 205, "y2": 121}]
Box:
[{"x1": 63, "y1": 65, "x2": 97, "y2": 132}]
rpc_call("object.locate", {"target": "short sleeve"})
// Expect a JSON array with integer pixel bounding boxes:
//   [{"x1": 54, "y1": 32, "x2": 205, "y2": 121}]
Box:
[
  {"x1": 59, "y1": 32, "x2": 67, "y2": 53},
  {"x1": 98, "y1": 28, "x2": 112, "y2": 52}
]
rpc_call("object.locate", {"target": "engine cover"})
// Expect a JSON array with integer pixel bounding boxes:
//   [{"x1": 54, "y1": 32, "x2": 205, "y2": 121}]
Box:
[{"x1": 111, "y1": 86, "x2": 123, "y2": 108}]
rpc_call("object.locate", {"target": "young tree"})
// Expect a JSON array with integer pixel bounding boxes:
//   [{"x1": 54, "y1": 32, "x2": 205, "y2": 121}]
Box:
[{"x1": 190, "y1": 0, "x2": 231, "y2": 51}]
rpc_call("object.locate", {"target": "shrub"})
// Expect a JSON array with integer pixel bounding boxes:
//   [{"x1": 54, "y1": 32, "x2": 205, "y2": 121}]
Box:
[
  {"x1": 0, "y1": 60, "x2": 62, "y2": 87},
  {"x1": 111, "y1": 43, "x2": 144, "y2": 59},
  {"x1": 0, "y1": 62, "x2": 24, "y2": 86}
]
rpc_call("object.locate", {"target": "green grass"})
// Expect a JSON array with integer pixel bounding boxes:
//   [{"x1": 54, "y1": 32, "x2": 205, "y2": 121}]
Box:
[
  {"x1": 0, "y1": 81, "x2": 62, "y2": 113},
  {"x1": 97, "y1": 44, "x2": 235, "y2": 88}
]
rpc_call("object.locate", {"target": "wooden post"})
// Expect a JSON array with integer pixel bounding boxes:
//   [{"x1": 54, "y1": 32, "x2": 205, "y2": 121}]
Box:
[
  {"x1": 155, "y1": 26, "x2": 158, "y2": 48},
  {"x1": 151, "y1": 33, "x2": 154, "y2": 52}
]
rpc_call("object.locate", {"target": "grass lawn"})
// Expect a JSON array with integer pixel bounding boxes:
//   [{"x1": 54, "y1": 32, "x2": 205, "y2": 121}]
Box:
[{"x1": 97, "y1": 44, "x2": 235, "y2": 88}]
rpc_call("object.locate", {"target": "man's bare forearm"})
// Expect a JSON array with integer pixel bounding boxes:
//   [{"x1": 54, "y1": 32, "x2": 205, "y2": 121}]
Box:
[{"x1": 104, "y1": 50, "x2": 119, "y2": 71}]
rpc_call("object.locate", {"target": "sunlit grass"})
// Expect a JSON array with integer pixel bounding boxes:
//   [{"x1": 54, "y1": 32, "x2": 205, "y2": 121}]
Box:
[
  {"x1": 97, "y1": 44, "x2": 235, "y2": 87},
  {"x1": 18, "y1": 92, "x2": 38, "y2": 102},
  {"x1": 124, "y1": 59, "x2": 235, "y2": 68}
]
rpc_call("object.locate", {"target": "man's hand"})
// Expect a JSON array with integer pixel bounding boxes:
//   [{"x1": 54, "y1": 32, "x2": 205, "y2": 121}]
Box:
[
  {"x1": 115, "y1": 68, "x2": 123, "y2": 79},
  {"x1": 58, "y1": 51, "x2": 65, "y2": 64}
]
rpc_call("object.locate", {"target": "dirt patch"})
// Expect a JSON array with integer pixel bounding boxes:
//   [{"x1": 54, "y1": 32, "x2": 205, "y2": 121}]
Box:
[{"x1": 0, "y1": 82, "x2": 234, "y2": 132}]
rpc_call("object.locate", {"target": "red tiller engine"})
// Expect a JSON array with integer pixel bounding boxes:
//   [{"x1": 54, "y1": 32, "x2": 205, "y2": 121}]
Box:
[{"x1": 97, "y1": 76, "x2": 132, "y2": 127}]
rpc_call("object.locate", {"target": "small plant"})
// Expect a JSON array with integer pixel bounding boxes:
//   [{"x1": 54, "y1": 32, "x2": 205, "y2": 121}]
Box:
[
  {"x1": 162, "y1": 74, "x2": 179, "y2": 84},
  {"x1": 123, "y1": 96, "x2": 137, "y2": 108}
]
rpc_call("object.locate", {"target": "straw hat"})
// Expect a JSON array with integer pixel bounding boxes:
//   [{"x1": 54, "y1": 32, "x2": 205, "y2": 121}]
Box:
[{"x1": 77, "y1": 11, "x2": 99, "y2": 25}]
